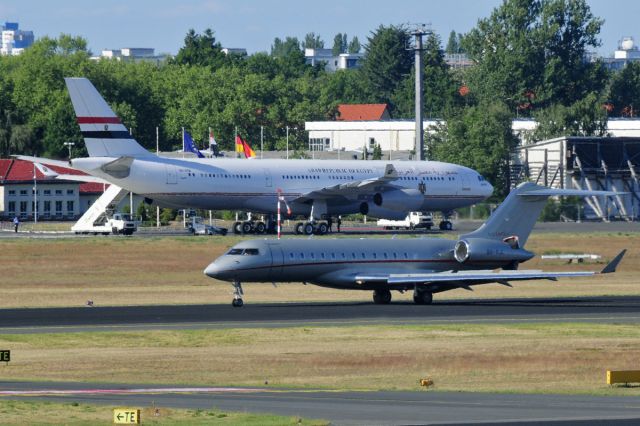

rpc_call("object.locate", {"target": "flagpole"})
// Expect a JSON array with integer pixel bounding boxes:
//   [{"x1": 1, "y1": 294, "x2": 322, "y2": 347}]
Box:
[
  {"x1": 235, "y1": 126, "x2": 238, "y2": 158},
  {"x1": 33, "y1": 163, "x2": 37, "y2": 225},
  {"x1": 260, "y1": 125, "x2": 263, "y2": 159},
  {"x1": 156, "y1": 126, "x2": 160, "y2": 228},
  {"x1": 181, "y1": 127, "x2": 185, "y2": 159},
  {"x1": 286, "y1": 126, "x2": 289, "y2": 160}
]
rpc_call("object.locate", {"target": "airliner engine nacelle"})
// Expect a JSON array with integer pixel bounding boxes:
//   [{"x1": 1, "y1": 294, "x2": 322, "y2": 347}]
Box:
[
  {"x1": 453, "y1": 238, "x2": 535, "y2": 264},
  {"x1": 373, "y1": 189, "x2": 423, "y2": 211},
  {"x1": 359, "y1": 202, "x2": 408, "y2": 220}
]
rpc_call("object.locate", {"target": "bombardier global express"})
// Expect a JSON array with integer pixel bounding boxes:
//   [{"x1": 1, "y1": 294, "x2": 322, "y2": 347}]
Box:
[
  {"x1": 204, "y1": 182, "x2": 625, "y2": 306},
  {"x1": 64, "y1": 77, "x2": 493, "y2": 234}
]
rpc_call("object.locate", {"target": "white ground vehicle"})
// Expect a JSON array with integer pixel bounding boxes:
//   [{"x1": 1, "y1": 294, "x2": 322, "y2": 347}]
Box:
[
  {"x1": 73, "y1": 212, "x2": 137, "y2": 235},
  {"x1": 377, "y1": 212, "x2": 434, "y2": 230}
]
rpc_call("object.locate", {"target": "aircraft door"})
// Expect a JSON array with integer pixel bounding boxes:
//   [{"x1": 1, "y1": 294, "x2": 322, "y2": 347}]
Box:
[
  {"x1": 268, "y1": 243, "x2": 284, "y2": 279},
  {"x1": 263, "y1": 169, "x2": 272, "y2": 187},
  {"x1": 166, "y1": 165, "x2": 177, "y2": 184},
  {"x1": 460, "y1": 175, "x2": 471, "y2": 194}
]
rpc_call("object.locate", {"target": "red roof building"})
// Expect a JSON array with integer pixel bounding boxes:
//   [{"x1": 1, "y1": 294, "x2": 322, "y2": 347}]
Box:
[
  {"x1": 0, "y1": 159, "x2": 105, "y2": 220},
  {"x1": 336, "y1": 104, "x2": 390, "y2": 121}
]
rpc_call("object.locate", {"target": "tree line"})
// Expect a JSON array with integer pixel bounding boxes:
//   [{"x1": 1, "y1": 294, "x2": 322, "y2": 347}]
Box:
[{"x1": 1, "y1": 0, "x2": 639, "y2": 196}]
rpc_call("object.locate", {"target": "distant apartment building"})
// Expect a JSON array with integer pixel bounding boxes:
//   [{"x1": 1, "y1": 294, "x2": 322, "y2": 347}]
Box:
[
  {"x1": 0, "y1": 22, "x2": 34, "y2": 56},
  {"x1": 304, "y1": 48, "x2": 363, "y2": 72},
  {"x1": 93, "y1": 47, "x2": 169, "y2": 64}
]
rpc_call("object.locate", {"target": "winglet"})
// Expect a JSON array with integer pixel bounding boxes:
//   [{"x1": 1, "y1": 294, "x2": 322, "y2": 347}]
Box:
[{"x1": 600, "y1": 250, "x2": 627, "y2": 274}]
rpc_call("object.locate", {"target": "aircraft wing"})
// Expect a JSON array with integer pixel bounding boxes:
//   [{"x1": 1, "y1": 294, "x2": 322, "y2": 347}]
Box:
[
  {"x1": 293, "y1": 163, "x2": 400, "y2": 202},
  {"x1": 354, "y1": 250, "x2": 626, "y2": 289}
]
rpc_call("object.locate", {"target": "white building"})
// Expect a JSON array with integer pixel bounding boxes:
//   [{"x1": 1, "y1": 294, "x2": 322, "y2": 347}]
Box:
[
  {"x1": 0, "y1": 22, "x2": 34, "y2": 56},
  {"x1": 304, "y1": 48, "x2": 363, "y2": 72},
  {"x1": 94, "y1": 48, "x2": 169, "y2": 64}
]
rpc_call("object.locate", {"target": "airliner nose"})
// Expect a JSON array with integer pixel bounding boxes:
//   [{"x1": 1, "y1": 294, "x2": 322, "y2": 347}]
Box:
[
  {"x1": 204, "y1": 262, "x2": 219, "y2": 278},
  {"x1": 485, "y1": 180, "x2": 494, "y2": 196}
]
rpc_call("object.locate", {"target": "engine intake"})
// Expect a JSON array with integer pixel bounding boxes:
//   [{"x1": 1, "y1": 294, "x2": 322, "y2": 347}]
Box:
[{"x1": 454, "y1": 238, "x2": 534, "y2": 264}]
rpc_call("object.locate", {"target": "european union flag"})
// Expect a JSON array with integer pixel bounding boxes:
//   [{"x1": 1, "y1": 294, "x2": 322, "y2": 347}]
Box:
[{"x1": 184, "y1": 131, "x2": 205, "y2": 158}]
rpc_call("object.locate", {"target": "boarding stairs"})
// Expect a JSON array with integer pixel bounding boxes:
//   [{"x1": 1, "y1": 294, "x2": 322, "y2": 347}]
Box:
[{"x1": 71, "y1": 184, "x2": 130, "y2": 232}]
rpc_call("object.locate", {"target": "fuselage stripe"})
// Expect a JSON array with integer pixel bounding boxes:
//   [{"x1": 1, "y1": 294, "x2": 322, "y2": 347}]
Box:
[{"x1": 77, "y1": 117, "x2": 122, "y2": 124}]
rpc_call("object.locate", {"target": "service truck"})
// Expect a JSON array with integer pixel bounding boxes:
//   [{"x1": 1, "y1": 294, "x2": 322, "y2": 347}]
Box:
[
  {"x1": 73, "y1": 212, "x2": 137, "y2": 235},
  {"x1": 377, "y1": 212, "x2": 434, "y2": 230}
]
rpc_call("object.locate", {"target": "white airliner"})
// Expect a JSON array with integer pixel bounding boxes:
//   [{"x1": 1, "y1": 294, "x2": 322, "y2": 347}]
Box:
[{"x1": 64, "y1": 77, "x2": 493, "y2": 234}]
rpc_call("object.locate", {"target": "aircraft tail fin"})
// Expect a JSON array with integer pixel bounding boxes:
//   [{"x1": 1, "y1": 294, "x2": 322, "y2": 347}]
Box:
[
  {"x1": 461, "y1": 182, "x2": 619, "y2": 247},
  {"x1": 64, "y1": 77, "x2": 152, "y2": 158}
]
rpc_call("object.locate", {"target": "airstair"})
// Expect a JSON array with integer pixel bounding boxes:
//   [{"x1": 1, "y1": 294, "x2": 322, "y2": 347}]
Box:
[{"x1": 72, "y1": 184, "x2": 130, "y2": 232}]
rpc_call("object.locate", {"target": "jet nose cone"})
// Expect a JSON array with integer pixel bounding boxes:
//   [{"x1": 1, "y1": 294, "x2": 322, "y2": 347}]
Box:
[
  {"x1": 204, "y1": 262, "x2": 220, "y2": 278},
  {"x1": 485, "y1": 181, "x2": 494, "y2": 196}
]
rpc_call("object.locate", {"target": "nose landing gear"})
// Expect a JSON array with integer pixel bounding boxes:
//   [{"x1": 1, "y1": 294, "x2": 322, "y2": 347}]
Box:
[
  {"x1": 372, "y1": 289, "x2": 392, "y2": 304},
  {"x1": 231, "y1": 280, "x2": 244, "y2": 307}
]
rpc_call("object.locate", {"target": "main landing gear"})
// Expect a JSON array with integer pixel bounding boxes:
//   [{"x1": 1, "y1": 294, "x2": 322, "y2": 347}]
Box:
[
  {"x1": 413, "y1": 287, "x2": 433, "y2": 305},
  {"x1": 232, "y1": 220, "x2": 276, "y2": 235},
  {"x1": 231, "y1": 280, "x2": 244, "y2": 307},
  {"x1": 294, "y1": 221, "x2": 330, "y2": 235},
  {"x1": 438, "y1": 220, "x2": 453, "y2": 231},
  {"x1": 372, "y1": 289, "x2": 392, "y2": 304}
]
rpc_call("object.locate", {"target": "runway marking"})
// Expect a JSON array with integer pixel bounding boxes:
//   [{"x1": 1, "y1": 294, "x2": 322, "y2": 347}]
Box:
[{"x1": 0, "y1": 387, "x2": 273, "y2": 397}]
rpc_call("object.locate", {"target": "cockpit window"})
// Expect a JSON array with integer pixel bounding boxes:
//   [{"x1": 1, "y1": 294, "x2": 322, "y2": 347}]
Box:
[
  {"x1": 243, "y1": 248, "x2": 259, "y2": 255},
  {"x1": 227, "y1": 248, "x2": 243, "y2": 255}
]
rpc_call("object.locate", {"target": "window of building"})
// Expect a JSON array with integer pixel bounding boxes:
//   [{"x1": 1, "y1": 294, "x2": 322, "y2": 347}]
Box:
[
  {"x1": 8, "y1": 190, "x2": 15, "y2": 196},
  {"x1": 369, "y1": 137, "x2": 376, "y2": 148},
  {"x1": 67, "y1": 189, "x2": 74, "y2": 195},
  {"x1": 7, "y1": 201, "x2": 15, "y2": 213},
  {"x1": 44, "y1": 201, "x2": 51, "y2": 212},
  {"x1": 19, "y1": 190, "x2": 27, "y2": 196},
  {"x1": 19, "y1": 201, "x2": 27, "y2": 212},
  {"x1": 55, "y1": 200, "x2": 62, "y2": 214},
  {"x1": 55, "y1": 190, "x2": 62, "y2": 195},
  {"x1": 67, "y1": 200, "x2": 74, "y2": 213},
  {"x1": 44, "y1": 190, "x2": 51, "y2": 196}
]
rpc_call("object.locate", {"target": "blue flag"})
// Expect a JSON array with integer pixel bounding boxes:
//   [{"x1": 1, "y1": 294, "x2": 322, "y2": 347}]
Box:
[{"x1": 184, "y1": 131, "x2": 205, "y2": 158}]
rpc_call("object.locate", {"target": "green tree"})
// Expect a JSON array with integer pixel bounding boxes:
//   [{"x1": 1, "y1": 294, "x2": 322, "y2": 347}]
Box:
[
  {"x1": 270, "y1": 37, "x2": 301, "y2": 57},
  {"x1": 361, "y1": 25, "x2": 413, "y2": 106},
  {"x1": 428, "y1": 102, "x2": 518, "y2": 196},
  {"x1": 173, "y1": 28, "x2": 227, "y2": 69},
  {"x1": 392, "y1": 32, "x2": 462, "y2": 119},
  {"x1": 372, "y1": 143, "x2": 383, "y2": 160},
  {"x1": 348, "y1": 36, "x2": 361, "y2": 54},
  {"x1": 332, "y1": 33, "x2": 347, "y2": 55},
  {"x1": 302, "y1": 32, "x2": 324, "y2": 49},
  {"x1": 608, "y1": 61, "x2": 640, "y2": 117},
  {"x1": 445, "y1": 30, "x2": 459, "y2": 54}
]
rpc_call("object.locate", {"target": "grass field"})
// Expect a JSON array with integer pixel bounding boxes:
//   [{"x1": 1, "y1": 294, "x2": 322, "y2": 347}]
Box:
[
  {"x1": 0, "y1": 400, "x2": 327, "y2": 425},
  {"x1": 0, "y1": 323, "x2": 638, "y2": 395},
  {"x1": 0, "y1": 233, "x2": 636, "y2": 308}
]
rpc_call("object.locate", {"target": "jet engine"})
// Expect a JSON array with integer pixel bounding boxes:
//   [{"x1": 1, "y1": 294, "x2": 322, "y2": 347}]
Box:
[
  {"x1": 453, "y1": 238, "x2": 534, "y2": 264},
  {"x1": 372, "y1": 189, "x2": 423, "y2": 211}
]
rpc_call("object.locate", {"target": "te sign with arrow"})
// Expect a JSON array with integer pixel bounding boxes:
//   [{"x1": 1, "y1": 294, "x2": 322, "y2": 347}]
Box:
[{"x1": 113, "y1": 408, "x2": 140, "y2": 424}]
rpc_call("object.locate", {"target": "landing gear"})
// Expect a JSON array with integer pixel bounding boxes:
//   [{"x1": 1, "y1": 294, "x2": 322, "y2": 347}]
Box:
[
  {"x1": 231, "y1": 280, "x2": 244, "y2": 307},
  {"x1": 439, "y1": 220, "x2": 453, "y2": 231},
  {"x1": 372, "y1": 289, "x2": 392, "y2": 304},
  {"x1": 242, "y1": 221, "x2": 253, "y2": 234},
  {"x1": 233, "y1": 221, "x2": 242, "y2": 234},
  {"x1": 303, "y1": 222, "x2": 314, "y2": 235},
  {"x1": 316, "y1": 222, "x2": 328, "y2": 235},
  {"x1": 294, "y1": 221, "x2": 330, "y2": 235},
  {"x1": 255, "y1": 221, "x2": 266, "y2": 234},
  {"x1": 413, "y1": 288, "x2": 433, "y2": 305}
]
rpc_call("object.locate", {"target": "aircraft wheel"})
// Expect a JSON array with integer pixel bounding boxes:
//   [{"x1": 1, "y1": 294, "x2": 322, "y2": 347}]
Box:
[
  {"x1": 255, "y1": 221, "x2": 266, "y2": 234},
  {"x1": 316, "y1": 222, "x2": 328, "y2": 235},
  {"x1": 231, "y1": 298, "x2": 244, "y2": 307},
  {"x1": 242, "y1": 221, "x2": 253, "y2": 234},
  {"x1": 303, "y1": 222, "x2": 315, "y2": 235},
  {"x1": 373, "y1": 289, "x2": 392, "y2": 304},
  {"x1": 439, "y1": 220, "x2": 453, "y2": 231},
  {"x1": 413, "y1": 290, "x2": 433, "y2": 305},
  {"x1": 295, "y1": 222, "x2": 304, "y2": 235},
  {"x1": 233, "y1": 221, "x2": 242, "y2": 234}
]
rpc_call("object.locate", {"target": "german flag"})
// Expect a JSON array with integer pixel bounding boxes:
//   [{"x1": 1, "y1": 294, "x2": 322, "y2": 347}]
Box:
[{"x1": 235, "y1": 135, "x2": 256, "y2": 158}]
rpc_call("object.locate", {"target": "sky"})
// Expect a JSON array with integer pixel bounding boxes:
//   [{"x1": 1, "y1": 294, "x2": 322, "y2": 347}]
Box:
[{"x1": 1, "y1": 0, "x2": 638, "y2": 56}]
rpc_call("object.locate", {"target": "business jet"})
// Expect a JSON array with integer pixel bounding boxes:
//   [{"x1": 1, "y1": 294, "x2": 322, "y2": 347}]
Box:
[
  {"x1": 204, "y1": 182, "x2": 625, "y2": 306},
  {"x1": 65, "y1": 77, "x2": 493, "y2": 234}
]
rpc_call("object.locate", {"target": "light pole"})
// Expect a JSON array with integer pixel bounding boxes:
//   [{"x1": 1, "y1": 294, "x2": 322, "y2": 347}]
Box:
[{"x1": 63, "y1": 142, "x2": 75, "y2": 160}]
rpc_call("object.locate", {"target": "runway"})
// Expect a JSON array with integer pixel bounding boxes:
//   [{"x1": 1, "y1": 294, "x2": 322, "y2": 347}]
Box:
[
  {"x1": 1, "y1": 296, "x2": 640, "y2": 333},
  {"x1": 2, "y1": 381, "x2": 639, "y2": 425}
]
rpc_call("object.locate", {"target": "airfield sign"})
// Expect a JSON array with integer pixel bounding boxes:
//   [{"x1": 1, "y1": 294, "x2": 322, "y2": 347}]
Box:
[
  {"x1": 113, "y1": 408, "x2": 140, "y2": 424},
  {"x1": 0, "y1": 350, "x2": 9, "y2": 363}
]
